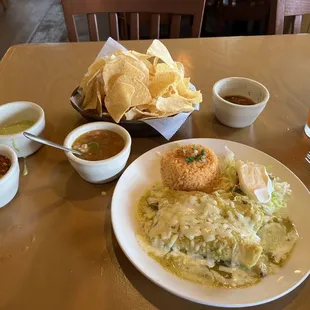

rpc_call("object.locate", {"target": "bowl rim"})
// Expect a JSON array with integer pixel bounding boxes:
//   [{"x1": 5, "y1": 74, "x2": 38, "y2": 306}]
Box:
[
  {"x1": 213, "y1": 77, "x2": 270, "y2": 109},
  {"x1": 0, "y1": 101, "x2": 45, "y2": 139},
  {"x1": 0, "y1": 145, "x2": 19, "y2": 184},
  {"x1": 64, "y1": 122, "x2": 132, "y2": 166}
]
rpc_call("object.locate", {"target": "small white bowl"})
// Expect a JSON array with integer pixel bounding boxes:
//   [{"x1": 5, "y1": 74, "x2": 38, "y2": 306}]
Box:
[
  {"x1": 0, "y1": 101, "x2": 45, "y2": 157},
  {"x1": 64, "y1": 122, "x2": 132, "y2": 184},
  {"x1": 0, "y1": 145, "x2": 20, "y2": 208},
  {"x1": 213, "y1": 77, "x2": 270, "y2": 128}
]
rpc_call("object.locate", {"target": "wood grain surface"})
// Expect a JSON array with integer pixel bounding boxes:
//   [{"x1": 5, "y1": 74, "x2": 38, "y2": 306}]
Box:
[{"x1": 0, "y1": 35, "x2": 309, "y2": 310}]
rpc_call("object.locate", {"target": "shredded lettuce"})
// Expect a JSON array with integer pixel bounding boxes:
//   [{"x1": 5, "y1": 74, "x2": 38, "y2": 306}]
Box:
[
  {"x1": 260, "y1": 178, "x2": 291, "y2": 215},
  {"x1": 216, "y1": 147, "x2": 291, "y2": 216},
  {"x1": 216, "y1": 147, "x2": 238, "y2": 191}
]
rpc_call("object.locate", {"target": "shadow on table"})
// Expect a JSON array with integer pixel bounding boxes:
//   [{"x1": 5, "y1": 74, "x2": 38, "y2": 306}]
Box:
[
  {"x1": 209, "y1": 114, "x2": 260, "y2": 146},
  {"x1": 36, "y1": 135, "x2": 165, "y2": 211},
  {"x1": 24, "y1": 134, "x2": 165, "y2": 225},
  {"x1": 112, "y1": 233, "x2": 308, "y2": 310},
  {"x1": 175, "y1": 111, "x2": 258, "y2": 144},
  {"x1": 52, "y1": 160, "x2": 114, "y2": 203},
  {"x1": 255, "y1": 125, "x2": 309, "y2": 162}
]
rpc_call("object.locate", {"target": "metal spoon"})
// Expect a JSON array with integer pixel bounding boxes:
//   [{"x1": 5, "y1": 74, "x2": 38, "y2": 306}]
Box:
[{"x1": 23, "y1": 132, "x2": 82, "y2": 156}]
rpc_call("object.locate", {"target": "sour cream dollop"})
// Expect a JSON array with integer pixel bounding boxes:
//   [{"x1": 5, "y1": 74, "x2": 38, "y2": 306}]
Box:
[{"x1": 236, "y1": 161, "x2": 274, "y2": 203}]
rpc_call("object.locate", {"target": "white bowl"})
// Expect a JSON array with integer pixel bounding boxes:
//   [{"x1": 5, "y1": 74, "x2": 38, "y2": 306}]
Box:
[
  {"x1": 64, "y1": 122, "x2": 132, "y2": 184},
  {"x1": 0, "y1": 101, "x2": 45, "y2": 157},
  {"x1": 0, "y1": 145, "x2": 20, "y2": 208},
  {"x1": 213, "y1": 77, "x2": 270, "y2": 128}
]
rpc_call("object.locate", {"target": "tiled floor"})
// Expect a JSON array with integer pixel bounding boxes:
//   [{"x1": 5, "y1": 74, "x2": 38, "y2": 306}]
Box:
[
  {"x1": 0, "y1": 0, "x2": 109, "y2": 58},
  {"x1": 28, "y1": 0, "x2": 69, "y2": 43},
  {"x1": 0, "y1": 0, "x2": 55, "y2": 57},
  {"x1": 29, "y1": 0, "x2": 111, "y2": 43}
]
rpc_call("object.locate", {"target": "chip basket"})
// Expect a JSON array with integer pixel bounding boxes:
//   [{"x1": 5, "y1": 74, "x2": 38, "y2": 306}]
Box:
[{"x1": 70, "y1": 88, "x2": 160, "y2": 137}]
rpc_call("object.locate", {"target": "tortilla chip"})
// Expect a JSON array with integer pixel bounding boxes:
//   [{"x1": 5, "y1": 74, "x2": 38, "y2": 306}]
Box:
[
  {"x1": 121, "y1": 55, "x2": 149, "y2": 77},
  {"x1": 79, "y1": 39, "x2": 203, "y2": 121},
  {"x1": 184, "y1": 91, "x2": 202, "y2": 104},
  {"x1": 125, "y1": 107, "x2": 160, "y2": 120},
  {"x1": 105, "y1": 81, "x2": 135, "y2": 123},
  {"x1": 182, "y1": 94, "x2": 202, "y2": 105},
  {"x1": 175, "y1": 79, "x2": 202, "y2": 105},
  {"x1": 153, "y1": 56, "x2": 159, "y2": 67},
  {"x1": 103, "y1": 59, "x2": 147, "y2": 92},
  {"x1": 114, "y1": 50, "x2": 126, "y2": 57},
  {"x1": 96, "y1": 79, "x2": 103, "y2": 116},
  {"x1": 155, "y1": 63, "x2": 171, "y2": 75},
  {"x1": 128, "y1": 51, "x2": 155, "y2": 75},
  {"x1": 174, "y1": 62, "x2": 184, "y2": 78},
  {"x1": 115, "y1": 75, "x2": 152, "y2": 107},
  {"x1": 99, "y1": 78, "x2": 105, "y2": 98},
  {"x1": 138, "y1": 103, "x2": 155, "y2": 111},
  {"x1": 147, "y1": 40, "x2": 174, "y2": 67},
  {"x1": 175, "y1": 78, "x2": 188, "y2": 95},
  {"x1": 88, "y1": 57, "x2": 105, "y2": 74},
  {"x1": 82, "y1": 76, "x2": 98, "y2": 110},
  {"x1": 162, "y1": 85, "x2": 176, "y2": 98},
  {"x1": 183, "y1": 77, "x2": 190, "y2": 89},
  {"x1": 149, "y1": 72, "x2": 180, "y2": 98},
  {"x1": 155, "y1": 96, "x2": 194, "y2": 114},
  {"x1": 80, "y1": 58, "x2": 106, "y2": 90},
  {"x1": 124, "y1": 107, "x2": 177, "y2": 120},
  {"x1": 128, "y1": 51, "x2": 150, "y2": 60}
]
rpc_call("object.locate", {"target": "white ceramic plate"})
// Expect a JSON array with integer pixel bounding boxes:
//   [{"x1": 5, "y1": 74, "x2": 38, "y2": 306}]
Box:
[{"x1": 111, "y1": 139, "x2": 310, "y2": 307}]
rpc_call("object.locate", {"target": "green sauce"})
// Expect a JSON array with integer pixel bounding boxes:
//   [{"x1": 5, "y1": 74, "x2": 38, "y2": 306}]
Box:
[
  {"x1": 0, "y1": 120, "x2": 35, "y2": 135},
  {"x1": 137, "y1": 185, "x2": 298, "y2": 289}
]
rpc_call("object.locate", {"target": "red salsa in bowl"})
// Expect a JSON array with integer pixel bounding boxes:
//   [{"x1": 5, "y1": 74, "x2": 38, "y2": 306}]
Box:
[{"x1": 0, "y1": 155, "x2": 11, "y2": 178}]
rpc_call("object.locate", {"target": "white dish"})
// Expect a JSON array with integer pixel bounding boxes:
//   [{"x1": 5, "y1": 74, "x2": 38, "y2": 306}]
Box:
[
  {"x1": 0, "y1": 101, "x2": 45, "y2": 157},
  {"x1": 64, "y1": 122, "x2": 131, "y2": 184},
  {"x1": 0, "y1": 145, "x2": 20, "y2": 208},
  {"x1": 111, "y1": 138, "x2": 310, "y2": 307},
  {"x1": 213, "y1": 77, "x2": 269, "y2": 128}
]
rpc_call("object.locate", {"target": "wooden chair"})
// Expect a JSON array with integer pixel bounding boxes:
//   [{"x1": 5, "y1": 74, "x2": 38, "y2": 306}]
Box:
[
  {"x1": 1, "y1": 0, "x2": 8, "y2": 10},
  {"x1": 61, "y1": 0, "x2": 206, "y2": 41},
  {"x1": 269, "y1": 0, "x2": 310, "y2": 34},
  {"x1": 216, "y1": 0, "x2": 272, "y2": 36},
  {"x1": 120, "y1": 12, "x2": 172, "y2": 40}
]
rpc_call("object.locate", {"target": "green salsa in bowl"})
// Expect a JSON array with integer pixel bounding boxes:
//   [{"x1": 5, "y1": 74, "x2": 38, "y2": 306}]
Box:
[
  {"x1": 0, "y1": 120, "x2": 35, "y2": 135},
  {"x1": 0, "y1": 101, "x2": 45, "y2": 157}
]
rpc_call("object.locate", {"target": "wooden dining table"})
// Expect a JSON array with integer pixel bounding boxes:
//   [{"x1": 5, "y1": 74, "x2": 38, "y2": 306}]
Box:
[{"x1": 0, "y1": 34, "x2": 309, "y2": 310}]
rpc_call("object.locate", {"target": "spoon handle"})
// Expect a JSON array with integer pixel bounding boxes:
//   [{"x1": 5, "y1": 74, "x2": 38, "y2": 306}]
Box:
[{"x1": 23, "y1": 132, "x2": 82, "y2": 156}]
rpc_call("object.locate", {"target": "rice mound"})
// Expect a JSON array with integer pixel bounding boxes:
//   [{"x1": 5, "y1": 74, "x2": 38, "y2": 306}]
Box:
[{"x1": 160, "y1": 144, "x2": 219, "y2": 192}]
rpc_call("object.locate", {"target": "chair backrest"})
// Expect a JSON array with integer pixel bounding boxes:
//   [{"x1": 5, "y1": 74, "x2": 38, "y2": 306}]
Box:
[
  {"x1": 220, "y1": 0, "x2": 269, "y2": 8},
  {"x1": 61, "y1": 0, "x2": 206, "y2": 41},
  {"x1": 216, "y1": 0, "x2": 271, "y2": 36},
  {"x1": 218, "y1": 0, "x2": 271, "y2": 22},
  {"x1": 270, "y1": 0, "x2": 310, "y2": 34}
]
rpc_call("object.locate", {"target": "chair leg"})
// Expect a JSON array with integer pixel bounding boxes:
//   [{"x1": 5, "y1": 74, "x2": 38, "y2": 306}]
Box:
[{"x1": 1, "y1": 0, "x2": 8, "y2": 9}]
